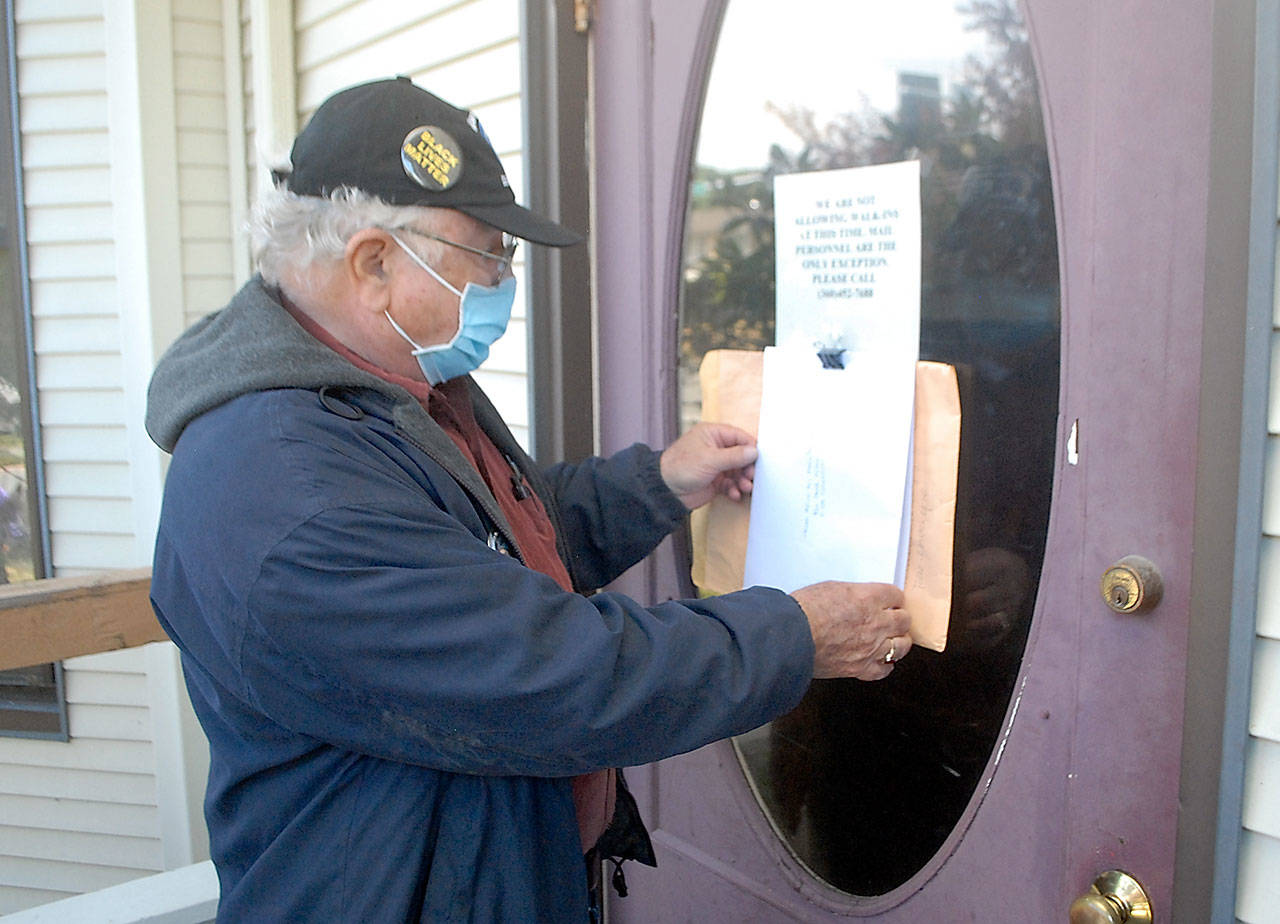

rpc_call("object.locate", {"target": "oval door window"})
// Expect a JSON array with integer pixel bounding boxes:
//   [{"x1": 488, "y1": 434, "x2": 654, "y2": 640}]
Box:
[{"x1": 677, "y1": 0, "x2": 1060, "y2": 897}]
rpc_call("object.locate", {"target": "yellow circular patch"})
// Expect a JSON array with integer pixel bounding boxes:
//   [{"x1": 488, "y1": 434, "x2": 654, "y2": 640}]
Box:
[{"x1": 401, "y1": 125, "x2": 464, "y2": 191}]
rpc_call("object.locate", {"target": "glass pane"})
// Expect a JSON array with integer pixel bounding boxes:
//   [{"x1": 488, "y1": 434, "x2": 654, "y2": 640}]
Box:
[
  {"x1": 0, "y1": 261, "x2": 36, "y2": 586},
  {"x1": 679, "y1": 0, "x2": 1059, "y2": 895},
  {"x1": 0, "y1": 56, "x2": 36, "y2": 588}
]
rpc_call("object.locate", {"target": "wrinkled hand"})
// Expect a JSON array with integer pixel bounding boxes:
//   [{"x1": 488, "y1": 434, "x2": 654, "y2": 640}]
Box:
[
  {"x1": 660, "y1": 422, "x2": 758, "y2": 510},
  {"x1": 791, "y1": 581, "x2": 911, "y2": 680}
]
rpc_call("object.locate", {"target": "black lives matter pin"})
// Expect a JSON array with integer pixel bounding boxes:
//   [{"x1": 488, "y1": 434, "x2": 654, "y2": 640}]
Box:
[{"x1": 401, "y1": 126, "x2": 463, "y2": 191}]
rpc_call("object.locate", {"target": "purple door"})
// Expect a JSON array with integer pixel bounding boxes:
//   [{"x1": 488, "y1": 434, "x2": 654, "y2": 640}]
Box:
[{"x1": 591, "y1": 0, "x2": 1229, "y2": 919}]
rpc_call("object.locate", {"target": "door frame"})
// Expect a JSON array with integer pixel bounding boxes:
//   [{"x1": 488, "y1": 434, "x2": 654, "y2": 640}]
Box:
[
  {"x1": 522, "y1": 0, "x2": 596, "y2": 465},
  {"x1": 1199, "y1": 1, "x2": 1280, "y2": 919}
]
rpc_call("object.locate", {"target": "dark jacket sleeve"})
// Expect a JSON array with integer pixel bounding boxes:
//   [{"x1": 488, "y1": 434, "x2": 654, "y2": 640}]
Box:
[
  {"x1": 156, "y1": 390, "x2": 813, "y2": 782},
  {"x1": 541, "y1": 444, "x2": 689, "y2": 591},
  {"x1": 241, "y1": 496, "x2": 813, "y2": 778}
]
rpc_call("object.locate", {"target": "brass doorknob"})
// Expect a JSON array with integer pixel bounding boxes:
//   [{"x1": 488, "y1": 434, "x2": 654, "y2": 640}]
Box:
[
  {"x1": 1069, "y1": 870, "x2": 1153, "y2": 923},
  {"x1": 1100, "y1": 556, "x2": 1163, "y2": 614}
]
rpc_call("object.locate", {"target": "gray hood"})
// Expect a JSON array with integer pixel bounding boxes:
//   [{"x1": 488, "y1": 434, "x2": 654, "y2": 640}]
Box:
[
  {"x1": 146, "y1": 277, "x2": 406, "y2": 453},
  {"x1": 145, "y1": 277, "x2": 528, "y2": 550}
]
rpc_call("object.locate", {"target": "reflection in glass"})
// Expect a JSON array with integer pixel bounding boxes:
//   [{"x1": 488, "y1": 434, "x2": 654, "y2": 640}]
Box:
[
  {"x1": 679, "y1": 0, "x2": 1059, "y2": 895},
  {"x1": 0, "y1": 253, "x2": 35, "y2": 586}
]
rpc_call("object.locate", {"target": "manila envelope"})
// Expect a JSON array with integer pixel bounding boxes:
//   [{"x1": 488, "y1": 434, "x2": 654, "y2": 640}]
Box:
[{"x1": 691, "y1": 349, "x2": 960, "y2": 652}]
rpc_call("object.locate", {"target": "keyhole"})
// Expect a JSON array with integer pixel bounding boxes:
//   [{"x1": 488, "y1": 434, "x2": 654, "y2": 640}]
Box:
[{"x1": 1100, "y1": 558, "x2": 1163, "y2": 615}]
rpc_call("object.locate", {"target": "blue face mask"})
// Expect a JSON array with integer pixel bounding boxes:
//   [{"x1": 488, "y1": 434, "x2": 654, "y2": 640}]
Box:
[{"x1": 384, "y1": 232, "x2": 517, "y2": 385}]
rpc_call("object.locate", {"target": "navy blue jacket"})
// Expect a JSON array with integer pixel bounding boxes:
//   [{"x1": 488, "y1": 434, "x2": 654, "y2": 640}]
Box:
[{"x1": 146, "y1": 279, "x2": 814, "y2": 922}]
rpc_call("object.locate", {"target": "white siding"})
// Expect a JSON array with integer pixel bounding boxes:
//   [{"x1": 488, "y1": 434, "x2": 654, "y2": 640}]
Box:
[
  {"x1": 1, "y1": 4, "x2": 158, "y2": 912},
  {"x1": 0, "y1": 641, "x2": 162, "y2": 913},
  {"x1": 1239, "y1": 202, "x2": 1280, "y2": 916},
  {"x1": 14, "y1": 0, "x2": 133, "y2": 577},
  {"x1": 0, "y1": 0, "x2": 219, "y2": 913},
  {"x1": 174, "y1": 0, "x2": 238, "y2": 327},
  {"x1": 239, "y1": 2, "x2": 255, "y2": 201},
  {"x1": 289, "y1": 0, "x2": 531, "y2": 444}
]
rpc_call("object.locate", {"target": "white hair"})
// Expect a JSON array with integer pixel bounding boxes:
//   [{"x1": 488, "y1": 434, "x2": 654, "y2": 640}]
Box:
[{"x1": 249, "y1": 185, "x2": 449, "y2": 286}]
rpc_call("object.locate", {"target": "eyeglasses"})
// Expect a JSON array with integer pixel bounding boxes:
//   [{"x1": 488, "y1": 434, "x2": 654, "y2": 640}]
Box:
[{"x1": 399, "y1": 227, "x2": 518, "y2": 281}]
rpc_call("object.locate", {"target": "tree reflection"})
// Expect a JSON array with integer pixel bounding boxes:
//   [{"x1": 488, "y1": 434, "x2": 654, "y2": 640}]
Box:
[
  {"x1": 681, "y1": 0, "x2": 1060, "y2": 894},
  {"x1": 0, "y1": 380, "x2": 31, "y2": 585},
  {"x1": 680, "y1": 0, "x2": 1054, "y2": 373}
]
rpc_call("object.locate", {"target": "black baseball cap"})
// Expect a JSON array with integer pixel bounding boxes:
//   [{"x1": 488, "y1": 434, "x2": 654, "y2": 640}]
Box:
[{"x1": 281, "y1": 76, "x2": 581, "y2": 247}]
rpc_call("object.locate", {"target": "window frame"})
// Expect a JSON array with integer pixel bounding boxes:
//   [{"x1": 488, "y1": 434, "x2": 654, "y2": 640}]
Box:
[
  {"x1": 521, "y1": 0, "x2": 596, "y2": 464},
  {"x1": 0, "y1": 0, "x2": 66, "y2": 742}
]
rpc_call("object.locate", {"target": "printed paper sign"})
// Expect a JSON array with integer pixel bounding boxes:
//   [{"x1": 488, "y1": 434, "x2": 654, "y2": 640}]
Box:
[{"x1": 773, "y1": 160, "x2": 921, "y2": 365}]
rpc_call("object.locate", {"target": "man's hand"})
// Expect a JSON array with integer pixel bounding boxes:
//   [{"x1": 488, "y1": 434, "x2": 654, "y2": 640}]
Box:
[
  {"x1": 791, "y1": 581, "x2": 911, "y2": 680},
  {"x1": 660, "y1": 422, "x2": 758, "y2": 510}
]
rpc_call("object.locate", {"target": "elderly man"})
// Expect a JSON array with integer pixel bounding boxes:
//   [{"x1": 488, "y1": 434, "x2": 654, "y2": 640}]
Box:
[{"x1": 146, "y1": 77, "x2": 910, "y2": 922}]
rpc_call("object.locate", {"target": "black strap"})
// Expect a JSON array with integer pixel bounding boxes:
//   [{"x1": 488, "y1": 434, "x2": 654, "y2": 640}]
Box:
[{"x1": 587, "y1": 769, "x2": 657, "y2": 903}]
